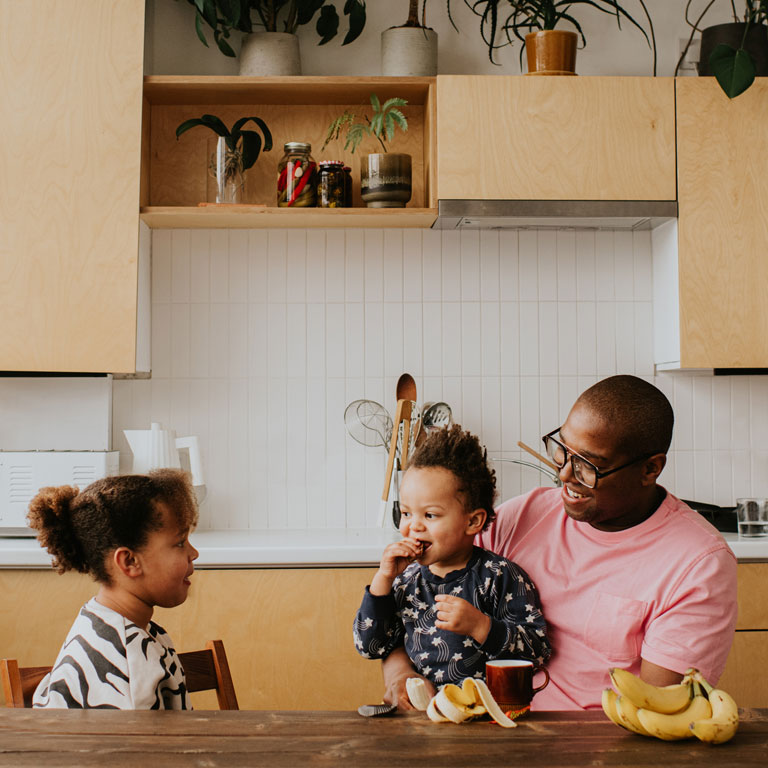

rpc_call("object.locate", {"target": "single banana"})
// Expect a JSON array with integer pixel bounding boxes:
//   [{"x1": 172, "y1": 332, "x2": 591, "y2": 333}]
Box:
[
  {"x1": 615, "y1": 695, "x2": 653, "y2": 737},
  {"x1": 468, "y1": 678, "x2": 518, "y2": 729},
  {"x1": 424, "y1": 678, "x2": 516, "y2": 729},
  {"x1": 689, "y1": 673, "x2": 739, "y2": 745},
  {"x1": 609, "y1": 667, "x2": 692, "y2": 714},
  {"x1": 601, "y1": 688, "x2": 628, "y2": 730},
  {"x1": 405, "y1": 677, "x2": 431, "y2": 711},
  {"x1": 636, "y1": 682, "x2": 712, "y2": 741}
]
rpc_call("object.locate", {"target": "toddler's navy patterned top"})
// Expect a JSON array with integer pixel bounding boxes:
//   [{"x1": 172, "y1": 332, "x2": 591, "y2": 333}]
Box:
[{"x1": 354, "y1": 546, "x2": 550, "y2": 685}]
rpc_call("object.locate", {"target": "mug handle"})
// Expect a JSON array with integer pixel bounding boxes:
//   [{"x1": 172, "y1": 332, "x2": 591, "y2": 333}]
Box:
[{"x1": 533, "y1": 666, "x2": 550, "y2": 693}]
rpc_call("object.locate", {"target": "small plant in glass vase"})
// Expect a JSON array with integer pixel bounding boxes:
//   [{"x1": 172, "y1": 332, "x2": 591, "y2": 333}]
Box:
[
  {"x1": 175, "y1": 114, "x2": 273, "y2": 204},
  {"x1": 322, "y1": 94, "x2": 410, "y2": 208}
]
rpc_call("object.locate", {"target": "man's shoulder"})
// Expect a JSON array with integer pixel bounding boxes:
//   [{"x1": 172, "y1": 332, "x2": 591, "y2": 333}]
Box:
[
  {"x1": 655, "y1": 492, "x2": 734, "y2": 556},
  {"x1": 496, "y1": 486, "x2": 563, "y2": 520}
]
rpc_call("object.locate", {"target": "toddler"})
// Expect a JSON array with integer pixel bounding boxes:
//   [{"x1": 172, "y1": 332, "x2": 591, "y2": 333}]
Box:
[
  {"x1": 28, "y1": 469, "x2": 199, "y2": 709},
  {"x1": 354, "y1": 425, "x2": 550, "y2": 687}
]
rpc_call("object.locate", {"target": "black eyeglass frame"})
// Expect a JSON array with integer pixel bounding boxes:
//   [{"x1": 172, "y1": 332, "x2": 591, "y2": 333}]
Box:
[{"x1": 541, "y1": 427, "x2": 653, "y2": 489}]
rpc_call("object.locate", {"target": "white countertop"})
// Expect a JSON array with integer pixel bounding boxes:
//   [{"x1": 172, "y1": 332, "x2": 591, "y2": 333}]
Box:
[{"x1": 0, "y1": 528, "x2": 766, "y2": 568}]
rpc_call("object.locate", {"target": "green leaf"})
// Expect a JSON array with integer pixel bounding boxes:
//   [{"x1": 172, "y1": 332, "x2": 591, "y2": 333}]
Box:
[
  {"x1": 199, "y1": 114, "x2": 231, "y2": 136},
  {"x1": 384, "y1": 112, "x2": 395, "y2": 143},
  {"x1": 389, "y1": 108, "x2": 408, "y2": 133},
  {"x1": 296, "y1": 0, "x2": 325, "y2": 26},
  {"x1": 239, "y1": 130, "x2": 264, "y2": 171},
  {"x1": 231, "y1": 117, "x2": 273, "y2": 152},
  {"x1": 194, "y1": 13, "x2": 210, "y2": 48},
  {"x1": 370, "y1": 110, "x2": 384, "y2": 138},
  {"x1": 370, "y1": 92, "x2": 381, "y2": 113},
  {"x1": 342, "y1": 0, "x2": 366, "y2": 45},
  {"x1": 200, "y1": 0, "x2": 218, "y2": 30},
  {"x1": 345, "y1": 123, "x2": 368, "y2": 154},
  {"x1": 316, "y1": 5, "x2": 339, "y2": 45},
  {"x1": 380, "y1": 97, "x2": 407, "y2": 112},
  {"x1": 214, "y1": 30, "x2": 237, "y2": 57},
  {"x1": 710, "y1": 44, "x2": 756, "y2": 99},
  {"x1": 175, "y1": 118, "x2": 209, "y2": 139}
]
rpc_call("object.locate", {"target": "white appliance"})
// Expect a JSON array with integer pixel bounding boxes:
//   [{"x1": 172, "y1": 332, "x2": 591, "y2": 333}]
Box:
[{"x1": 0, "y1": 451, "x2": 119, "y2": 536}]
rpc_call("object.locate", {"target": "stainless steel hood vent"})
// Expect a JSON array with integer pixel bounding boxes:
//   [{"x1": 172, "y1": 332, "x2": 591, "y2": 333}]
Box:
[{"x1": 434, "y1": 200, "x2": 678, "y2": 231}]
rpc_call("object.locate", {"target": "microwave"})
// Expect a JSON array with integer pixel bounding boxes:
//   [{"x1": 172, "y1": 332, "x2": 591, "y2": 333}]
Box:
[{"x1": 0, "y1": 451, "x2": 119, "y2": 535}]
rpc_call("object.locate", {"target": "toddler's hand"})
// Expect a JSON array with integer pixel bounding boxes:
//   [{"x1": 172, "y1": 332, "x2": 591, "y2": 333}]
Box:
[
  {"x1": 369, "y1": 539, "x2": 423, "y2": 596},
  {"x1": 434, "y1": 594, "x2": 491, "y2": 645}
]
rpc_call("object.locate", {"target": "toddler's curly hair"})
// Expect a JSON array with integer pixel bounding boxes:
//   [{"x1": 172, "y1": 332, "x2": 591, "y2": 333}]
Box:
[
  {"x1": 27, "y1": 469, "x2": 198, "y2": 584},
  {"x1": 408, "y1": 424, "x2": 497, "y2": 529}
]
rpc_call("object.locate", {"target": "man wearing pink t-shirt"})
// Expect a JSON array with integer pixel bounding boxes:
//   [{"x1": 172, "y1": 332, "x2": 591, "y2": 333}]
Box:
[{"x1": 382, "y1": 375, "x2": 737, "y2": 710}]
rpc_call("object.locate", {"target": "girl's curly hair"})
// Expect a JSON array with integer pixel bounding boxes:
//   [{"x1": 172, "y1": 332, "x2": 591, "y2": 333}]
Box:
[
  {"x1": 408, "y1": 424, "x2": 497, "y2": 529},
  {"x1": 27, "y1": 469, "x2": 198, "y2": 584}
]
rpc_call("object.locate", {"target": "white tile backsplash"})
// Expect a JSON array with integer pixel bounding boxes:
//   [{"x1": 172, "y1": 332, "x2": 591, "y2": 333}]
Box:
[{"x1": 103, "y1": 227, "x2": 768, "y2": 530}]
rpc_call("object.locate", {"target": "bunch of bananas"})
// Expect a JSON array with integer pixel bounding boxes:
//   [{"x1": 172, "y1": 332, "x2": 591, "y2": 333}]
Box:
[
  {"x1": 406, "y1": 677, "x2": 517, "y2": 728},
  {"x1": 602, "y1": 667, "x2": 739, "y2": 744}
]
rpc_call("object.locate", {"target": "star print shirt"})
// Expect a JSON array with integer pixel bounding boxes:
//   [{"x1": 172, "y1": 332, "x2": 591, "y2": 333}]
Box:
[{"x1": 353, "y1": 546, "x2": 550, "y2": 686}]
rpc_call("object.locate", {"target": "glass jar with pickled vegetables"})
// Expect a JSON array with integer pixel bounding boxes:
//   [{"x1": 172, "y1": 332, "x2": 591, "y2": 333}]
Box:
[
  {"x1": 277, "y1": 142, "x2": 317, "y2": 207},
  {"x1": 317, "y1": 161, "x2": 346, "y2": 208},
  {"x1": 343, "y1": 165, "x2": 353, "y2": 207}
]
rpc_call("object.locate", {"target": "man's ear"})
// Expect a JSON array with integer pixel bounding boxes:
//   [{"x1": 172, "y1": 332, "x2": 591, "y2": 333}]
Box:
[
  {"x1": 466, "y1": 508, "x2": 487, "y2": 535},
  {"x1": 640, "y1": 453, "x2": 666, "y2": 486},
  {"x1": 113, "y1": 547, "x2": 142, "y2": 579}
]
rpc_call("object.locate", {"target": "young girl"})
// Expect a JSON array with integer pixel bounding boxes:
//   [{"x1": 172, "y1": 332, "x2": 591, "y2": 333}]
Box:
[
  {"x1": 354, "y1": 425, "x2": 550, "y2": 687},
  {"x1": 27, "y1": 469, "x2": 199, "y2": 709}
]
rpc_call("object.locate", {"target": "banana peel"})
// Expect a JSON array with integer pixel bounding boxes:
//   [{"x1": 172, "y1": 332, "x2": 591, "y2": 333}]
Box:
[{"x1": 407, "y1": 676, "x2": 517, "y2": 728}]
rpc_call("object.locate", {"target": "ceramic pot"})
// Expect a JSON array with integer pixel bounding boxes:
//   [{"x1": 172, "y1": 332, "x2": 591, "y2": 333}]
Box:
[
  {"x1": 239, "y1": 32, "x2": 301, "y2": 76},
  {"x1": 525, "y1": 30, "x2": 578, "y2": 75},
  {"x1": 698, "y1": 23, "x2": 768, "y2": 76},
  {"x1": 381, "y1": 26, "x2": 438, "y2": 76},
  {"x1": 361, "y1": 153, "x2": 412, "y2": 208}
]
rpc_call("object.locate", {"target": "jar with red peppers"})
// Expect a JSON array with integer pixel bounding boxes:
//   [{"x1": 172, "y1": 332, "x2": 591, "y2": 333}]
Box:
[
  {"x1": 317, "y1": 161, "x2": 346, "y2": 208},
  {"x1": 277, "y1": 142, "x2": 317, "y2": 207}
]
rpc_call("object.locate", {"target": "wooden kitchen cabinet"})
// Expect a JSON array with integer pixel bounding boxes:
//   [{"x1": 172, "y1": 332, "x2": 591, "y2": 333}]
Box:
[
  {"x1": 0, "y1": 0, "x2": 145, "y2": 373},
  {"x1": 140, "y1": 77, "x2": 437, "y2": 229},
  {"x1": 435, "y1": 76, "x2": 676, "y2": 202},
  {"x1": 671, "y1": 78, "x2": 768, "y2": 368}
]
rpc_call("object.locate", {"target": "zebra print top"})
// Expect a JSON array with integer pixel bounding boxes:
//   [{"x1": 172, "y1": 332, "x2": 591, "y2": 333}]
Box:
[{"x1": 32, "y1": 598, "x2": 191, "y2": 709}]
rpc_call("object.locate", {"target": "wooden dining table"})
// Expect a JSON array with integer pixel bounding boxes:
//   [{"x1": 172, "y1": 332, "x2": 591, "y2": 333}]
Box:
[{"x1": 0, "y1": 708, "x2": 766, "y2": 767}]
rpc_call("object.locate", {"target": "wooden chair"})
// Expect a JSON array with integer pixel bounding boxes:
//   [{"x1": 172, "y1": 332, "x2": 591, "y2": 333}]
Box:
[{"x1": 1, "y1": 639, "x2": 238, "y2": 710}]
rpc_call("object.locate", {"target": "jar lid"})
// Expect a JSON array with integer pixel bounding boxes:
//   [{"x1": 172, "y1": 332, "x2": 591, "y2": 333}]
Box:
[
  {"x1": 343, "y1": 166, "x2": 352, "y2": 172},
  {"x1": 284, "y1": 141, "x2": 311, "y2": 152},
  {"x1": 318, "y1": 160, "x2": 344, "y2": 167}
]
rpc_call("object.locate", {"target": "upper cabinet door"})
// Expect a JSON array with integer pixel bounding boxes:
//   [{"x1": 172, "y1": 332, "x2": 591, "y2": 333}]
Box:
[
  {"x1": 0, "y1": 0, "x2": 144, "y2": 373},
  {"x1": 435, "y1": 76, "x2": 676, "y2": 201},
  {"x1": 676, "y1": 79, "x2": 768, "y2": 369}
]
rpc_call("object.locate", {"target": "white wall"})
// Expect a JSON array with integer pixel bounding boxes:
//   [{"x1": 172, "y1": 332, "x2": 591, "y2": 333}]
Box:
[{"x1": 112, "y1": 228, "x2": 768, "y2": 531}]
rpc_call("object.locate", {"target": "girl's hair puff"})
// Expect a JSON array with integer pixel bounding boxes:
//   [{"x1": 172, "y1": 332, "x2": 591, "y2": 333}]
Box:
[
  {"x1": 27, "y1": 469, "x2": 198, "y2": 584},
  {"x1": 407, "y1": 424, "x2": 497, "y2": 529}
]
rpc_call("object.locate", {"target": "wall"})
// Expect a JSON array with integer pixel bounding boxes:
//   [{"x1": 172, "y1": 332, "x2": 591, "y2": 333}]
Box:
[{"x1": 112, "y1": 228, "x2": 768, "y2": 531}]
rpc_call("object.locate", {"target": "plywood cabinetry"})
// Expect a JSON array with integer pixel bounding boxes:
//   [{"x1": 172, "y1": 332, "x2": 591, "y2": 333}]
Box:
[
  {"x1": 435, "y1": 76, "x2": 676, "y2": 202},
  {"x1": 0, "y1": 0, "x2": 145, "y2": 373},
  {"x1": 674, "y1": 78, "x2": 768, "y2": 368}
]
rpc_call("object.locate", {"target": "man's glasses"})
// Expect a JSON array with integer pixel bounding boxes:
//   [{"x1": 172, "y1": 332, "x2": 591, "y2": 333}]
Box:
[{"x1": 541, "y1": 428, "x2": 651, "y2": 489}]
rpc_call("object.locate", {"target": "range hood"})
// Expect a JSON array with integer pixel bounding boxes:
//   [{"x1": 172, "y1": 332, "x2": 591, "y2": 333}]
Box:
[{"x1": 433, "y1": 200, "x2": 678, "y2": 231}]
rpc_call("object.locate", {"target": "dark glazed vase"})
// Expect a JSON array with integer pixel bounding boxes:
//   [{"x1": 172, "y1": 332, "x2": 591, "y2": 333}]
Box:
[
  {"x1": 361, "y1": 153, "x2": 412, "y2": 208},
  {"x1": 699, "y1": 23, "x2": 768, "y2": 76}
]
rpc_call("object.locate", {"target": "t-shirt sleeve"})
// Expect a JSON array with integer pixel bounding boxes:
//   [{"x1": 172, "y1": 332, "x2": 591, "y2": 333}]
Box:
[
  {"x1": 353, "y1": 586, "x2": 405, "y2": 661},
  {"x1": 641, "y1": 546, "x2": 737, "y2": 684}
]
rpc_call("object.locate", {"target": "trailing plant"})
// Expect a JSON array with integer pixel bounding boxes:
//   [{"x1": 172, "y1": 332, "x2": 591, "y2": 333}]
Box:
[
  {"x1": 676, "y1": 0, "x2": 768, "y2": 98},
  {"x1": 322, "y1": 94, "x2": 408, "y2": 154},
  {"x1": 175, "y1": 114, "x2": 273, "y2": 171},
  {"x1": 398, "y1": 0, "x2": 458, "y2": 30},
  {"x1": 454, "y1": 0, "x2": 656, "y2": 73},
  {"x1": 180, "y1": 0, "x2": 367, "y2": 57}
]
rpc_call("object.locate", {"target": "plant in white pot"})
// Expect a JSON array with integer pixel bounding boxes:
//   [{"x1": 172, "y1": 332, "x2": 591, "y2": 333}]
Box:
[
  {"x1": 454, "y1": 0, "x2": 656, "y2": 75},
  {"x1": 676, "y1": 1, "x2": 768, "y2": 99},
  {"x1": 180, "y1": 0, "x2": 367, "y2": 75},
  {"x1": 322, "y1": 94, "x2": 410, "y2": 208},
  {"x1": 175, "y1": 114, "x2": 273, "y2": 203}
]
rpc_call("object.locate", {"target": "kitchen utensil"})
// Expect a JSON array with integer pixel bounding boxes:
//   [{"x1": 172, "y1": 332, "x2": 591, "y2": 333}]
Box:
[
  {"x1": 517, "y1": 440, "x2": 559, "y2": 473},
  {"x1": 396, "y1": 401, "x2": 421, "y2": 459},
  {"x1": 357, "y1": 703, "x2": 397, "y2": 717},
  {"x1": 123, "y1": 423, "x2": 205, "y2": 491},
  {"x1": 422, "y1": 401, "x2": 453, "y2": 433},
  {"x1": 382, "y1": 399, "x2": 414, "y2": 502},
  {"x1": 396, "y1": 373, "x2": 417, "y2": 403},
  {"x1": 490, "y1": 457, "x2": 561, "y2": 486},
  {"x1": 344, "y1": 399, "x2": 393, "y2": 449},
  {"x1": 392, "y1": 458, "x2": 402, "y2": 529}
]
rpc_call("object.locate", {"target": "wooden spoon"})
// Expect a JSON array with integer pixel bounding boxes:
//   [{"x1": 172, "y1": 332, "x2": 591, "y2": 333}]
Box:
[{"x1": 396, "y1": 373, "x2": 417, "y2": 402}]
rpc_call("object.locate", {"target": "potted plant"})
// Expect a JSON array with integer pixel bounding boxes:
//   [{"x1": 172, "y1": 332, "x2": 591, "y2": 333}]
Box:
[
  {"x1": 322, "y1": 94, "x2": 410, "y2": 208},
  {"x1": 175, "y1": 114, "x2": 273, "y2": 204},
  {"x1": 180, "y1": 0, "x2": 367, "y2": 75},
  {"x1": 381, "y1": 1, "x2": 458, "y2": 76},
  {"x1": 454, "y1": 0, "x2": 656, "y2": 75},
  {"x1": 676, "y1": 1, "x2": 768, "y2": 99}
]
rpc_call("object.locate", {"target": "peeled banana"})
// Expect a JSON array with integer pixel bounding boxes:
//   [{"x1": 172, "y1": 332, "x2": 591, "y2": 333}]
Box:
[
  {"x1": 405, "y1": 677, "x2": 431, "y2": 711},
  {"x1": 609, "y1": 667, "x2": 692, "y2": 714},
  {"x1": 636, "y1": 682, "x2": 712, "y2": 740},
  {"x1": 689, "y1": 672, "x2": 739, "y2": 745},
  {"x1": 602, "y1": 667, "x2": 739, "y2": 745}
]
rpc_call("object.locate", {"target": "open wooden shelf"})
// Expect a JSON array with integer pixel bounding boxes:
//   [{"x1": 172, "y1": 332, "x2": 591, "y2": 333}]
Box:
[
  {"x1": 141, "y1": 76, "x2": 437, "y2": 229},
  {"x1": 139, "y1": 206, "x2": 437, "y2": 229}
]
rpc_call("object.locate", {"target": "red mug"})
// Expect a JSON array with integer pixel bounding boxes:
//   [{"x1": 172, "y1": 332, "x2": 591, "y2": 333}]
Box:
[{"x1": 486, "y1": 660, "x2": 550, "y2": 714}]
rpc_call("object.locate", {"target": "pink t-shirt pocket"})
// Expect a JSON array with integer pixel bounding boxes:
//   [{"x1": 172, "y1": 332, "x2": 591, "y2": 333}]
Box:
[{"x1": 584, "y1": 592, "x2": 648, "y2": 662}]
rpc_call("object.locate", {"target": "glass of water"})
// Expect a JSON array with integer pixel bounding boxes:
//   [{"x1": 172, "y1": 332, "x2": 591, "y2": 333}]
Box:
[{"x1": 736, "y1": 498, "x2": 768, "y2": 538}]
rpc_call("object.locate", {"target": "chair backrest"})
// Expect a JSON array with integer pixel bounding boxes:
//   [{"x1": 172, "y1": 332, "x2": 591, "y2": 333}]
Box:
[{"x1": 1, "y1": 639, "x2": 238, "y2": 710}]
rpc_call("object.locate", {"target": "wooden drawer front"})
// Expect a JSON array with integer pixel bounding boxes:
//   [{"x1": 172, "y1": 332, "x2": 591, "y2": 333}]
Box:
[
  {"x1": 736, "y1": 563, "x2": 768, "y2": 630},
  {"x1": 436, "y1": 76, "x2": 676, "y2": 202},
  {"x1": 718, "y1": 630, "x2": 768, "y2": 707}
]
